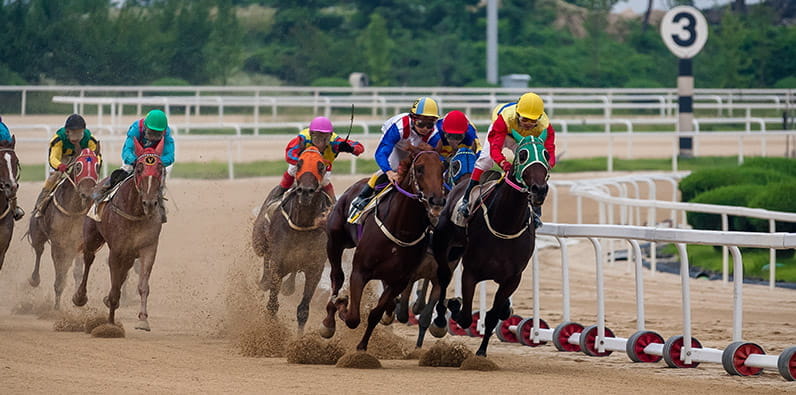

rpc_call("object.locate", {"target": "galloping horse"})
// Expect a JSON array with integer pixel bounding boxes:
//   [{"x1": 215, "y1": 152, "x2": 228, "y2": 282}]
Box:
[
  {"x1": 251, "y1": 147, "x2": 333, "y2": 333},
  {"x1": 28, "y1": 149, "x2": 100, "y2": 309},
  {"x1": 395, "y1": 147, "x2": 478, "y2": 348},
  {"x1": 431, "y1": 134, "x2": 550, "y2": 357},
  {"x1": 73, "y1": 138, "x2": 165, "y2": 331},
  {"x1": 321, "y1": 143, "x2": 445, "y2": 351},
  {"x1": 0, "y1": 136, "x2": 20, "y2": 270}
]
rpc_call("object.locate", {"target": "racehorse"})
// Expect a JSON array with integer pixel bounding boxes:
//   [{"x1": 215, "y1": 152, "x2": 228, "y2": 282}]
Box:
[
  {"x1": 251, "y1": 146, "x2": 333, "y2": 334},
  {"x1": 431, "y1": 134, "x2": 550, "y2": 357},
  {"x1": 320, "y1": 142, "x2": 445, "y2": 352},
  {"x1": 73, "y1": 138, "x2": 165, "y2": 331},
  {"x1": 0, "y1": 136, "x2": 20, "y2": 270},
  {"x1": 28, "y1": 149, "x2": 100, "y2": 309},
  {"x1": 394, "y1": 147, "x2": 478, "y2": 348}
]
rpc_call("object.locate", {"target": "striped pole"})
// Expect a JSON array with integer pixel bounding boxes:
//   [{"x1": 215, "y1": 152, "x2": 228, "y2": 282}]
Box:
[{"x1": 678, "y1": 58, "x2": 694, "y2": 158}]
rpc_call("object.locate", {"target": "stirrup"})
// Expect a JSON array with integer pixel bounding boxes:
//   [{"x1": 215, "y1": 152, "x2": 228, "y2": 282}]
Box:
[{"x1": 13, "y1": 207, "x2": 25, "y2": 221}]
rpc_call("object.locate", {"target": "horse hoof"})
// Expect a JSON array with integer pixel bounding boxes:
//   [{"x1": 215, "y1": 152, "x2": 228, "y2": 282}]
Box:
[
  {"x1": 429, "y1": 324, "x2": 448, "y2": 338},
  {"x1": 319, "y1": 324, "x2": 335, "y2": 339},
  {"x1": 135, "y1": 320, "x2": 151, "y2": 332},
  {"x1": 72, "y1": 293, "x2": 88, "y2": 307},
  {"x1": 29, "y1": 275, "x2": 40, "y2": 287},
  {"x1": 380, "y1": 312, "x2": 395, "y2": 326}
]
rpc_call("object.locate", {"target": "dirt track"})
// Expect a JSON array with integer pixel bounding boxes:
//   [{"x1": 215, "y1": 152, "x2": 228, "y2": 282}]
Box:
[{"x1": 1, "y1": 173, "x2": 795, "y2": 393}]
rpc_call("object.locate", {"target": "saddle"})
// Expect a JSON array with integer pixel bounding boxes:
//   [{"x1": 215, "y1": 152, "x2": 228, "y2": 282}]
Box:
[
  {"x1": 87, "y1": 175, "x2": 132, "y2": 222},
  {"x1": 451, "y1": 179, "x2": 501, "y2": 227},
  {"x1": 346, "y1": 184, "x2": 394, "y2": 224}
]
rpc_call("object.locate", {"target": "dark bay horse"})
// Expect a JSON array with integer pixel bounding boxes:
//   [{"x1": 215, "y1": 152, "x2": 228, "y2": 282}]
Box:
[
  {"x1": 28, "y1": 149, "x2": 100, "y2": 309},
  {"x1": 431, "y1": 134, "x2": 550, "y2": 357},
  {"x1": 73, "y1": 138, "x2": 165, "y2": 331},
  {"x1": 251, "y1": 146, "x2": 334, "y2": 334},
  {"x1": 395, "y1": 147, "x2": 478, "y2": 348},
  {"x1": 320, "y1": 143, "x2": 445, "y2": 352},
  {"x1": 0, "y1": 136, "x2": 20, "y2": 270}
]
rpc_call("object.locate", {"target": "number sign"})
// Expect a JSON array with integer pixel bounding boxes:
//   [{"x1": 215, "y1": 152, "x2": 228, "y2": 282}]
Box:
[{"x1": 660, "y1": 6, "x2": 708, "y2": 59}]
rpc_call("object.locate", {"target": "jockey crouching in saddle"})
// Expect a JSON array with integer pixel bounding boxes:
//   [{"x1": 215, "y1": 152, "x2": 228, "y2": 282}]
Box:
[
  {"x1": 428, "y1": 110, "x2": 481, "y2": 181},
  {"x1": 0, "y1": 117, "x2": 24, "y2": 221},
  {"x1": 93, "y1": 109, "x2": 174, "y2": 223},
  {"x1": 32, "y1": 114, "x2": 102, "y2": 217},
  {"x1": 267, "y1": 116, "x2": 364, "y2": 203},
  {"x1": 348, "y1": 97, "x2": 442, "y2": 222},
  {"x1": 458, "y1": 92, "x2": 556, "y2": 229}
]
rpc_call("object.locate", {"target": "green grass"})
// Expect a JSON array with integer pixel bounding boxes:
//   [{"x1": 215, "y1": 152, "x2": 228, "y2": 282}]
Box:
[
  {"x1": 661, "y1": 244, "x2": 796, "y2": 283},
  {"x1": 17, "y1": 155, "x2": 751, "y2": 182}
]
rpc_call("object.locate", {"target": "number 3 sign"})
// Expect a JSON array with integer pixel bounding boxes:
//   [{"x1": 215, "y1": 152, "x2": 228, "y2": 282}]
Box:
[{"x1": 660, "y1": 6, "x2": 708, "y2": 59}]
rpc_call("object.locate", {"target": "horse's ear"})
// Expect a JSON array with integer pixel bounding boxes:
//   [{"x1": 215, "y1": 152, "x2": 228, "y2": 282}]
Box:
[
  {"x1": 133, "y1": 137, "x2": 144, "y2": 157},
  {"x1": 154, "y1": 137, "x2": 165, "y2": 156},
  {"x1": 10, "y1": 135, "x2": 15, "y2": 149}
]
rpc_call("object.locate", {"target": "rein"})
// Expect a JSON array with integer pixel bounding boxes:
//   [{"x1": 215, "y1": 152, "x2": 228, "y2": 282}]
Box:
[
  {"x1": 279, "y1": 189, "x2": 333, "y2": 231},
  {"x1": 0, "y1": 203, "x2": 9, "y2": 220}
]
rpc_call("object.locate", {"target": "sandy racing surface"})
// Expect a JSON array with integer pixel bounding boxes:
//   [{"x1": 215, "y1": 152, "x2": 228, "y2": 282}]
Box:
[{"x1": 1, "y1": 171, "x2": 795, "y2": 394}]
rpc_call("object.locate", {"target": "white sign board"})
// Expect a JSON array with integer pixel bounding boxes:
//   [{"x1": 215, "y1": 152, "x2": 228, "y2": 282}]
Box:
[{"x1": 660, "y1": 6, "x2": 708, "y2": 59}]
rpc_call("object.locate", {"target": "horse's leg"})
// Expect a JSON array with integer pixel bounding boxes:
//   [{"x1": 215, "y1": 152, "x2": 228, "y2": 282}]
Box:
[
  {"x1": 297, "y1": 266, "x2": 323, "y2": 335},
  {"x1": 415, "y1": 278, "x2": 441, "y2": 348},
  {"x1": 431, "y1": 220, "x2": 455, "y2": 329},
  {"x1": 380, "y1": 281, "x2": 397, "y2": 325},
  {"x1": 394, "y1": 282, "x2": 412, "y2": 324},
  {"x1": 50, "y1": 245, "x2": 72, "y2": 310},
  {"x1": 343, "y1": 269, "x2": 365, "y2": 329},
  {"x1": 28, "y1": 217, "x2": 47, "y2": 287},
  {"x1": 266, "y1": 260, "x2": 283, "y2": 317},
  {"x1": 135, "y1": 249, "x2": 158, "y2": 331},
  {"x1": 73, "y1": 220, "x2": 104, "y2": 307},
  {"x1": 452, "y1": 269, "x2": 476, "y2": 330},
  {"x1": 321, "y1": 236, "x2": 346, "y2": 337},
  {"x1": 475, "y1": 275, "x2": 522, "y2": 357},
  {"x1": 356, "y1": 284, "x2": 401, "y2": 351},
  {"x1": 72, "y1": 254, "x2": 84, "y2": 288},
  {"x1": 281, "y1": 271, "x2": 296, "y2": 296},
  {"x1": 106, "y1": 252, "x2": 132, "y2": 325},
  {"x1": 411, "y1": 279, "x2": 429, "y2": 315}
]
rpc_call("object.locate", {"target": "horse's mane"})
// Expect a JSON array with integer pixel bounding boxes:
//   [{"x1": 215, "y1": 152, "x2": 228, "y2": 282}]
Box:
[{"x1": 396, "y1": 142, "x2": 436, "y2": 182}]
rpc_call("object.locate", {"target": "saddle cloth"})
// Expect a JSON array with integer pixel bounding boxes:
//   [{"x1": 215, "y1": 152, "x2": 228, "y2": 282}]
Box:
[
  {"x1": 87, "y1": 176, "x2": 131, "y2": 222},
  {"x1": 451, "y1": 179, "x2": 500, "y2": 227},
  {"x1": 347, "y1": 185, "x2": 394, "y2": 224}
]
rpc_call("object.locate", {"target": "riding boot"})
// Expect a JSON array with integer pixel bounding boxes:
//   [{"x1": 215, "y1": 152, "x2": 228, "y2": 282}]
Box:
[
  {"x1": 32, "y1": 189, "x2": 51, "y2": 217},
  {"x1": 92, "y1": 177, "x2": 113, "y2": 201},
  {"x1": 532, "y1": 205, "x2": 543, "y2": 229},
  {"x1": 351, "y1": 184, "x2": 374, "y2": 211},
  {"x1": 10, "y1": 197, "x2": 24, "y2": 221},
  {"x1": 457, "y1": 179, "x2": 478, "y2": 218}
]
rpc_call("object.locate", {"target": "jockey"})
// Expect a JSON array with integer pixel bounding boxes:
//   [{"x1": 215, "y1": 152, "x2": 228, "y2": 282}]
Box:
[
  {"x1": 428, "y1": 110, "x2": 481, "y2": 161},
  {"x1": 267, "y1": 116, "x2": 364, "y2": 202},
  {"x1": 32, "y1": 114, "x2": 102, "y2": 217},
  {"x1": 348, "y1": 97, "x2": 441, "y2": 218},
  {"x1": 93, "y1": 109, "x2": 174, "y2": 222},
  {"x1": 458, "y1": 92, "x2": 556, "y2": 228},
  {"x1": 0, "y1": 116, "x2": 24, "y2": 221}
]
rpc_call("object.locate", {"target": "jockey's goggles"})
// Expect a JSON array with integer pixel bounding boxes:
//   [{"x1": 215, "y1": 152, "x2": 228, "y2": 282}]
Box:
[
  {"x1": 414, "y1": 120, "x2": 435, "y2": 129},
  {"x1": 518, "y1": 115, "x2": 541, "y2": 123}
]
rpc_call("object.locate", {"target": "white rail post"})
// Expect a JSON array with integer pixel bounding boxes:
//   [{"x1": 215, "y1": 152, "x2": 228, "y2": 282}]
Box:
[{"x1": 675, "y1": 243, "x2": 693, "y2": 365}]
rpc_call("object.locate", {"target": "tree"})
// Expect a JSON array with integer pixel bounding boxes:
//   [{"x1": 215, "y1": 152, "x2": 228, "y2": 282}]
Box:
[{"x1": 360, "y1": 13, "x2": 393, "y2": 86}]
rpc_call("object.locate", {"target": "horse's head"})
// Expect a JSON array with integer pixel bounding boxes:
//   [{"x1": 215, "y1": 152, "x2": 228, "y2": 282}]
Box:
[
  {"x1": 133, "y1": 137, "x2": 165, "y2": 216},
  {"x1": 294, "y1": 146, "x2": 328, "y2": 205},
  {"x1": 511, "y1": 133, "x2": 550, "y2": 207},
  {"x1": 68, "y1": 148, "x2": 100, "y2": 199},
  {"x1": 447, "y1": 147, "x2": 477, "y2": 186},
  {"x1": 0, "y1": 136, "x2": 19, "y2": 200},
  {"x1": 397, "y1": 143, "x2": 446, "y2": 218}
]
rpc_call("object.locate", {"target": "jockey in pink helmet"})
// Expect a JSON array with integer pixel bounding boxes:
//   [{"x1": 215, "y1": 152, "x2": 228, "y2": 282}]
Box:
[{"x1": 267, "y1": 116, "x2": 364, "y2": 202}]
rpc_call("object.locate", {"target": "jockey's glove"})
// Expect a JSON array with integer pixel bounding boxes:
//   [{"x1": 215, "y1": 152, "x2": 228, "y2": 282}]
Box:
[{"x1": 338, "y1": 141, "x2": 354, "y2": 153}]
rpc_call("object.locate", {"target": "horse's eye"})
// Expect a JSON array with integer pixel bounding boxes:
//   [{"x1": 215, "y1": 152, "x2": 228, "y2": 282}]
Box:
[
  {"x1": 518, "y1": 149, "x2": 529, "y2": 163},
  {"x1": 74, "y1": 163, "x2": 83, "y2": 174},
  {"x1": 415, "y1": 165, "x2": 424, "y2": 175}
]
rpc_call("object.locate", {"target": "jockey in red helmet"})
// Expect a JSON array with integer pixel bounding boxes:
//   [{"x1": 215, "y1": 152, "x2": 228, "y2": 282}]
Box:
[{"x1": 428, "y1": 110, "x2": 481, "y2": 160}]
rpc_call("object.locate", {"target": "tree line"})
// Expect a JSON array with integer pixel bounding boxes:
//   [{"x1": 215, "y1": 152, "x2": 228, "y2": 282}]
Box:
[{"x1": 0, "y1": 0, "x2": 793, "y2": 89}]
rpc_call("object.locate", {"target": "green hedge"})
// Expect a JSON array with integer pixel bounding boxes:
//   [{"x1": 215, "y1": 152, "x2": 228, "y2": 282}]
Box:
[
  {"x1": 747, "y1": 182, "x2": 796, "y2": 234},
  {"x1": 679, "y1": 166, "x2": 793, "y2": 202},
  {"x1": 687, "y1": 184, "x2": 763, "y2": 231}
]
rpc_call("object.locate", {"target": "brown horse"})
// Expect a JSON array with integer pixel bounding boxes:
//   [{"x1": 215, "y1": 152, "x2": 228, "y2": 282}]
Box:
[
  {"x1": 251, "y1": 146, "x2": 333, "y2": 333},
  {"x1": 320, "y1": 143, "x2": 445, "y2": 352},
  {"x1": 0, "y1": 137, "x2": 20, "y2": 270},
  {"x1": 431, "y1": 134, "x2": 550, "y2": 357},
  {"x1": 73, "y1": 138, "x2": 165, "y2": 331},
  {"x1": 394, "y1": 147, "x2": 479, "y2": 348},
  {"x1": 28, "y1": 149, "x2": 100, "y2": 309}
]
